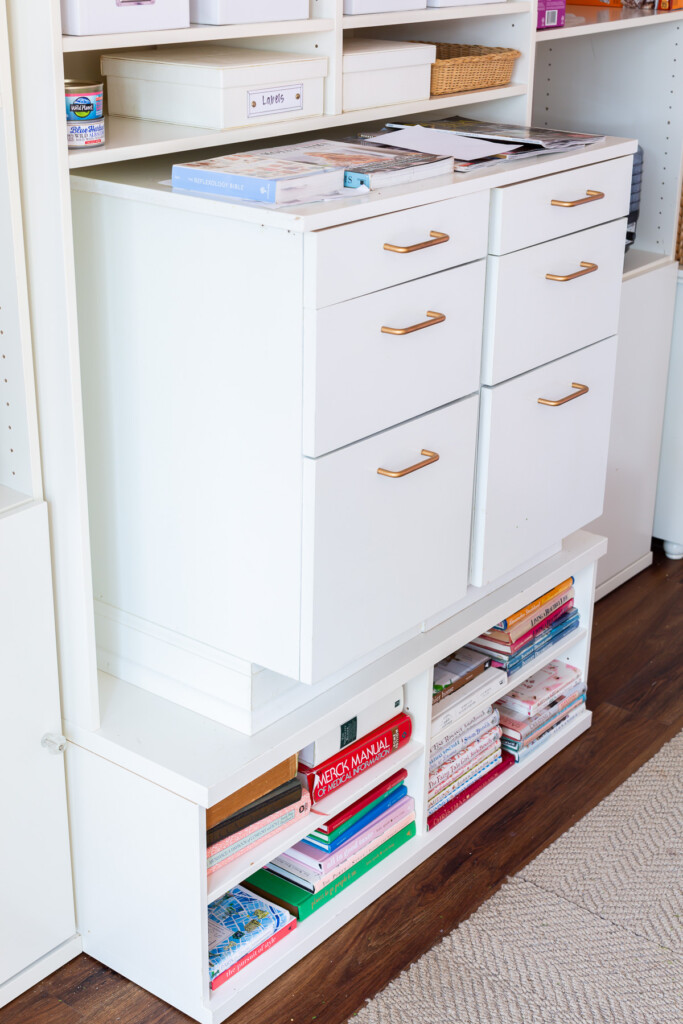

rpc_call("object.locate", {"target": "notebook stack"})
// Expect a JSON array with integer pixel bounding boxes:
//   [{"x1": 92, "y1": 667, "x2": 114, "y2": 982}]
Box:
[
  {"x1": 206, "y1": 756, "x2": 310, "y2": 877},
  {"x1": 496, "y1": 660, "x2": 587, "y2": 763},
  {"x1": 244, "y1": 769, "x2": 416, "y2": 919},
  {"x1": 465, "y1": 577, "x2": 580, "y2": 675},
  {"x1": 208, "y1": 885, "x2": 296, "y2": 991}
]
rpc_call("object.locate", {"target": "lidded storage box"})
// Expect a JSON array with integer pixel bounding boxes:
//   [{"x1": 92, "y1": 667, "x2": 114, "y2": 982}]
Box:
[
  {"x1": 342, "y1": 39, "x2": 436, "y2": 112},
  {"x1": 61, "y1": 0, "x2": 190, "y2": 36},
  {"x1": 101, "y1": 46, "x2": 328, "y2": 129},
  {"x1": 344, "y1": 1, "x2": 426, "y2": 13},
  {"x1": 190, "y1": 0, "x2": 309, "y2": 24}
]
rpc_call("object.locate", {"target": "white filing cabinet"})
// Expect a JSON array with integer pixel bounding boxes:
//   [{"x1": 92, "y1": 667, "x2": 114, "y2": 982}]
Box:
[{"x1": 69, "y1": 138, "x2": 632, "y2": 730}]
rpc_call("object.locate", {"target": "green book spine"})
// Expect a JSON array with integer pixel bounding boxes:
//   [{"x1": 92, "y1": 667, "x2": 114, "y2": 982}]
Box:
[
  {"x1": 308, "y1": 781, "x2": 405, "y2": 845},
  {"x1": 244, "y1": 821, "x2": 416, "y2": 921}
]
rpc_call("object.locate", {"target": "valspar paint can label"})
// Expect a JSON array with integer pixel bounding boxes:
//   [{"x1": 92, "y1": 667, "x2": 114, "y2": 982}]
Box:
[
  {"x1": 67, "y1": 118, "x2": 106, "y2": 149},
  {"x1": 65, "y1": 80, "x2": 104, "y2": 122}
]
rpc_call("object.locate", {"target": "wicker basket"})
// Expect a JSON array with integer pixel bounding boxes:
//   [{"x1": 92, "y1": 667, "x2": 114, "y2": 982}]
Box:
[{"x1": 424, "y1": 43, "x2": 521, "y2": 97}]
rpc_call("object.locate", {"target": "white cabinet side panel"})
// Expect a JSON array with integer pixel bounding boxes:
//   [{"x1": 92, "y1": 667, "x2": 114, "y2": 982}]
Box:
[
  {"x1": 590, "y1": 262, "x2": 677, "y2": 588},
  {"x1": 72, "y1": 193, "x2": 305, "y2": 678},
  {"x1": 0, "y1": 502, "x2": 75, "y2": 987},
  {"x1": 67, "y1": 744, "x2": 207, "y2": 1019}
]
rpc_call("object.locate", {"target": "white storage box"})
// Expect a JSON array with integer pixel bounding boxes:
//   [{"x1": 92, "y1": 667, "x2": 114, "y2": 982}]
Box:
[
  {"x1": 344, "y1": 1, "x2": 426, "y2": 13},
  {"x1": 61, "y1": 0, "x2": 190, "y2": 36},
  {"x1": 342, "y1": 39, "x2": 435, "y2": 112},
  {"x1": 190, "y1": 0, "x2": 309, "y2": 24},
  {"x1": 101, "y1": 46, "x2": 327, "y2": 129}
]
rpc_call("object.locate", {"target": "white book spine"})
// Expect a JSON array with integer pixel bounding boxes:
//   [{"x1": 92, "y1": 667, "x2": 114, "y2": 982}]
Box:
[
  {"x1": 431, "y1": 668, "x2": 507, "y2": 737},
  {"x1": 299, "y1": 687, "x2": 404, "y2": 768}
]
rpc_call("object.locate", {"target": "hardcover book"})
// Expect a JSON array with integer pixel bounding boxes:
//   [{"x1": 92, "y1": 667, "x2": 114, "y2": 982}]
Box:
[
  {"x1": 428, "y1": 726, "x2": 503, "y2": 797},
  {"x1": 299, "y1": 688, "x2": 404, "y2": 768},
  {"x1": 499, "y1": 681, "x2": 586, "y2": 740},
  {"x1": 244, "y1": 821, "x2": 416, "y2": 919},
  {"x1": 495, "y1": 660, "x2": 582, "y2": 718},
  {"x1": 309, "y1": 768, "x2": 408, "y2": 839},
  {"x1": 428, "y1": 748, "x2": 503, "y2": 815},
  {"x1": 427, "y1": 753, "x2": 515, "y2": 830},
  {"x1": 208, "y1": 885, "x2": 294, "y2": 990},
  {"x1": 502, "y1": 693, "x2": 586, "y2": 752},
  {"x1": 267, "y1": 808, "x2": 415, "y2": 893},
  {"x1": 429, "y1": 706, "x2": 499, "y2": 764},
  {"x1": 298, "y1": 712, "x2": 412, "y2": 804},
  {"x1": 304, "y1": 781, "x2": 407, "y2": 851},
  {"x1": 207, "y1": 778, "x2": 303, "y2": 846},
  {"x1": 207, "y1": 790, "x2": 311, "y2": 874},
  {"x1": 512, "y1": 701, "x2": 587, "y2": 762},
  {"x1": 431, "y1": 667, "x2": 507, "y2": 737},
  {"x1": 480, "y1": 590, "x2": 575, "y2": 645},
  {"x1": 477, "y1": 598, "x2": 574, "y2": 654},
  {"x1": 432, "y1": 648, "x2": 491, "y2": 705},
  {"x1": 491, "y1": 577, "x2": 574, "y2": 631},
  {"x1": 172, "y1": 154, "x2": 345, "y2": 204},
  {"x1": 207, "y1": 754, "x2": 298, "y2": 830}
]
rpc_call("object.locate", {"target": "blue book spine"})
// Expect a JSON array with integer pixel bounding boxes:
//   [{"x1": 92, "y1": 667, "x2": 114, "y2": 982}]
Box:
[
  {"x1": 344, "y1": 170, "x2": 370, "y2": 188},
  {"x1": 172, "y1": 165, "x2": 279, "y2": 203},
  {"x1": 300, "y1": 784, "x2": 408, "y2": 854}
]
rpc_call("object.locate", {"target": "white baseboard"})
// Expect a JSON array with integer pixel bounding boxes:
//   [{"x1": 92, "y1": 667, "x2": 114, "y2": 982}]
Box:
[
  {"x1": 0, "y1": 934, "x2": 82, "y2": 1009},
  {"x1": 595, "y1": 552, "x2": 653, "y2": 601}
]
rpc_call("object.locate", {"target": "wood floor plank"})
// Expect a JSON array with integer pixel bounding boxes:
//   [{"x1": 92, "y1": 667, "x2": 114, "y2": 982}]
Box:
[{"x1": 2, "y1": 548, "x2": 681, "y2": 1024}]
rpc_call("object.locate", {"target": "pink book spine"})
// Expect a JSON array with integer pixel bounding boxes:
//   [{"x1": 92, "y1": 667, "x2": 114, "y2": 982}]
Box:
[
  {"x1": 428, "y1": 727, "x2": 502, "y2": 796},
  {"x1": 206, "y1": 792, "x2": 311, "y2": 875},
  {"x1": 210, "y1": 919, "x2": 297, "y2": 990},
  {"x1": 499, "y1": 684, "x2": 585, "y2": 738},
  {"x1": 428, "y1": 741, "x2": 501, "y2": 806},
  {"x1": 312, "y1": 812, "x2": 415, "y2": 891},
  {"x1": 274, "y1": 795, "x2": 414, "y2": 875}
]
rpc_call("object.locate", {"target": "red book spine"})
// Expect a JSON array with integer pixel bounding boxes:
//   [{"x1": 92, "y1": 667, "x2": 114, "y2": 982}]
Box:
[
  {"x1": 427, "y1": 753, "x2": 515, "y2": 830},
  {"x1": 299, "y1": 714, "x2": 412, "y2": 805},
  {"x1": 316, "y1": 768, "x2": 408, "y2": 835},
  {"x1": 210, "y1": 918, "x2": 297, "y2": 991}
]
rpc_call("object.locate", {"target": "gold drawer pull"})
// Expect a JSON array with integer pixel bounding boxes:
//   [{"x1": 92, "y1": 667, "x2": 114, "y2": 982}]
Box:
[
  {"x1": 546, "y1": 261, "x2": 598, "y2": 283},
  {"x1": 381, "y1": 311, "x2": 446, "y2": 336},
  {"x1": 377, "y1": 449, "x2": 440, "y2": 478},
  {"x1": 383, "y1": 231, "x2": 449, "y2": 254},
  {"x1": 538, "y1": 382, "x2": 590, "y2": 407},
  {"x1": 551, "y1": 189, "x2": 605, "y2": 208}
]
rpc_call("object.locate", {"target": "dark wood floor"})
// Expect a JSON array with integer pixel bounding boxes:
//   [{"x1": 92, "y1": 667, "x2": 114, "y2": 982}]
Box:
[{"x1": 3, "y1": 544, "x2": 683, "y2": 1024}]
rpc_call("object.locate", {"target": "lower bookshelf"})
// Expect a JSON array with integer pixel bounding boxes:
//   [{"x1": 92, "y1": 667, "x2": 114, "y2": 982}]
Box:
[
  {"x1": 209, "y1": 709, "x2": 591, "y2": 1021},
  {"x1": 65, "y1": 530, "x2": 602, "y2": 1024}
]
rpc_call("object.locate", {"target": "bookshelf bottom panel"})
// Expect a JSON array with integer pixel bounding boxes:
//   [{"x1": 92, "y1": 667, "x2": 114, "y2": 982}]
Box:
[{"x1": 206, "y1": 710, "x2": 592, "y2": 1024}]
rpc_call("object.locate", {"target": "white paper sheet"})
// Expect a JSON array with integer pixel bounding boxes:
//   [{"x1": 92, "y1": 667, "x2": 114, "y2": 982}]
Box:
[{"x1": 372, "y1": 125, "x2": 521, "y2": 161}]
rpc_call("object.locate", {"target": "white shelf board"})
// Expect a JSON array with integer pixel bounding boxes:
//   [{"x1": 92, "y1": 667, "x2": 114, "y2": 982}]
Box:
[
  {"x1": 207, "y1": 710, "x2": 592, "y2": 1024},
  {"x1": 0, "y1": 484, "x2": 32, "y2": 517},
  {"x1": 62, "y1": 19, "x2": 336, "y2": 52},
  {"x1": 206, "y1": 741, "x2": 423, "y2": 904},
  {"x1": 623, "y1": 248, "x2": 675, "y2": 282},
  {"x1": 67, "y1": 84, "x2": 528, "y2": 169},
  {"x1": 536, "y1": 5, "x2": 683, "y2": 42},
  {"x1": 63, "y1": 530, "x2": 605, "y2": 808},
  {"x1": 70, "y1": 136, "x2": 637, "y2": 233},
  {"x1": 343, "y1": 2, "x2": 530, "y2": 29}
]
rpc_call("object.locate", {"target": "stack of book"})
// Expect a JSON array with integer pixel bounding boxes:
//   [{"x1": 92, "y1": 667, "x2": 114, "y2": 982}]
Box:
[
  {"x1": 427, "y1": 647, "x2": 516, "y2": 829},
  {"x1": 244, "y1": 769, "x2": 416, "y2": 919},
  {"x1": 466, "y1": 577, "x2": 579, "y2": 675},
  {"x1": 208, "y1": 885, "x2": 296, "y2": 991},
  {"x1": 207, "y1": 756, "x2": 310, "y2": 877},
  {"x1": 496, "y1": 660, "x2": 587, "y2": 763}
]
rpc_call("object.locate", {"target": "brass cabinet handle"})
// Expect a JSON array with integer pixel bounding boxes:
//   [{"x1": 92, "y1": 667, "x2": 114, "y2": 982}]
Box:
[
  {"x1": 377, "y1": 449, "x2": 440, "y2": 478},
  {"x1": 383, "y1": 231, "x2": 449, "y2": 254},
  {"x1": 546, "y1": 261, "x2": 598, "y2": 283},
  {"x1": 551, "y1": 189, "x2": 605, "y2": 208},
  {"x1": 538, "y1": 382, "x2": 590, "y2": 407},
  {"x1": 381, "y1": 311, "x2": 446, "y2": 336}
]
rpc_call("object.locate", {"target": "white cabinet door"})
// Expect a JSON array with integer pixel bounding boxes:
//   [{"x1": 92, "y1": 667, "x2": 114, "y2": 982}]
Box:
[
  {"x1": 471, "y1": 336, "x2": 618, "y2": 586},
  {"x1": 300, "y1": 396, "x2": 479, "y2": 682},
  {"x1": 0, "y1": 503, "x2": 75, "y2": 989}
]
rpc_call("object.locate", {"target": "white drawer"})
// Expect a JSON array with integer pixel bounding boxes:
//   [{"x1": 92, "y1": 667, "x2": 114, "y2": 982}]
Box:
[
  {"x1": 300, "y1": 395, "x2": 479, "y2": 682},
  {"x1": 489, "y1": 156, "x2": 632, "y2": 255},
  {"x1": 304, "y1": 191, "x2": 490, "y2": 308},
  {"x1": 482, "y1": 219, "x2": 626, "y2": 384},
  {"x1": 303, "y1": 261, "x2": 485, "y2": 456},
  {"x1": 471, "y1": 336, "x2": 618, "y2": 587}
]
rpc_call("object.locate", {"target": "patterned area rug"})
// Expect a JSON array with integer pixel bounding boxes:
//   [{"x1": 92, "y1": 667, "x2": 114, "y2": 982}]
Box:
[{"x1": 351, "y1": 731, "x2": 683, "y2": 1023}]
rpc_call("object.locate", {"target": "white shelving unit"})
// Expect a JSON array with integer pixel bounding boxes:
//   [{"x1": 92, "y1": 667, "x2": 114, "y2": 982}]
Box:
[
  {"x1": 0, "y1": 0, "x2": 79, "y2": 1007},
  {"x1": 2, "y1": 0, "x2": 681, "y2": 1015}
]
